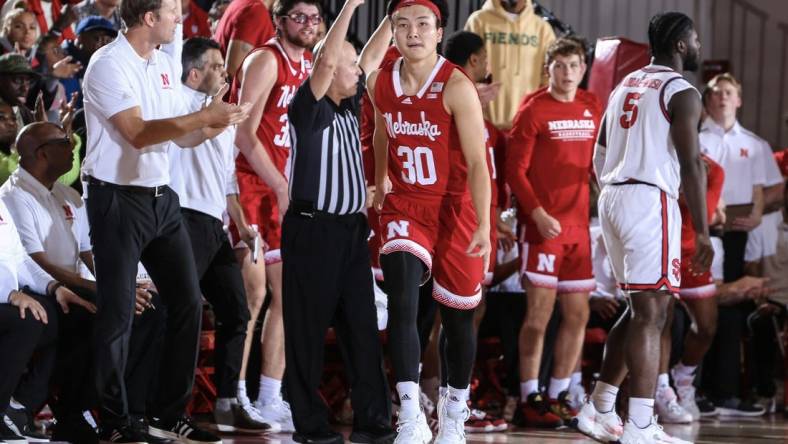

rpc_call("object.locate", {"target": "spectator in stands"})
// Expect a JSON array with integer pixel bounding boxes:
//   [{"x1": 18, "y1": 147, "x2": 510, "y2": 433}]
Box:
[
  {"x1": 1, "y1": 0, "x2": 79, "y2": 41},
  {"x1": 61, "y1": 15, "x2": 117, "y2": 106},
  {"x1": 465, "y1": 0, "x2": 556, "y2": 129},
  {"x1": 173, "y1": 36, "x2": 268, "y2": 433},
  {"x1": 699, "y1": 72, "x2": 772, "y2": 416},
  {"x1": 212, "y1": 0, "x2": 274, "y2": 78},
  {"x1": 182, "y1": 0, "x2": 210, "y2": 38},
  {"x1": 0, "y1": 53, "x2": 38, "y2": 123},
  {"x1": 74, "y1": 0, "x2": 122, "y2": 31},
  {"x1": 30, "y1": 34, "x2": 80, "y2": 121},
  {"x1": 0, "y1": 196, "x2": 59, "y2": 444},
  {"x1": 1, "y1": 7, "x2": 38, "y2": 56},
  {"x1": 0, "y1": 99, "x2": 19, "y2": 183},
  {"x1": 1, "y1": 121, "x2": 169, "y2": 443}
]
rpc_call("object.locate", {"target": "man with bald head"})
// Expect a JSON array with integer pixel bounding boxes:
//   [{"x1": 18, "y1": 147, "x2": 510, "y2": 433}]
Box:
[{"x1": 1, "y1": 122, "x2": 168, "y2": 444}]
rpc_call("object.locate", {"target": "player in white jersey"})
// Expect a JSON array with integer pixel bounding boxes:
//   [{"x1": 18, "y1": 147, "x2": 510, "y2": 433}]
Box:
[{"x1": 572, "y1": 12, "x2": 713, "y2": 444}]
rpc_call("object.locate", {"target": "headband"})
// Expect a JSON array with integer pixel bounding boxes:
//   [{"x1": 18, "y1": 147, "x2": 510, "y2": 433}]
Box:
[{"x1": 392, "y1": 0, "x2": 442, "y2": 22}]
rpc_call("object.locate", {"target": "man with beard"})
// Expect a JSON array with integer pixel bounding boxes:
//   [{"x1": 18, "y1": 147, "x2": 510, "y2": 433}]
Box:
[
  {"x1": 572, "y1": 11, "x2": 712, "y2": 444},
  {"x1": 229, "y1": 0, "x2": 319, "y2": 432}
]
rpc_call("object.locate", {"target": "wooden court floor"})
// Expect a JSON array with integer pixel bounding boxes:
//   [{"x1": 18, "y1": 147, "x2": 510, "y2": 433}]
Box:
[{"x1": 208, "y1": 415, "x2": 788, "y2": 443}]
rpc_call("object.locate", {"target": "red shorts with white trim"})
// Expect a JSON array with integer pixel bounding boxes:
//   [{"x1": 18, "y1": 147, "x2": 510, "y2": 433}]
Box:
[
  {"x1": 520, "y1": 233, "x2": 595, "y2": 294},
  {"x1": 228, "y1": 170, "x2": 282, "y2": 264},
  {"x1": 598, "y1": 183, "x2": 682, "y2": 294},
  {"x1": 379, "y1": 194, "x2": 484, "y2": 309},
  {"x1": 678, "y1": 251, "x2": 715, "y2": 300}
]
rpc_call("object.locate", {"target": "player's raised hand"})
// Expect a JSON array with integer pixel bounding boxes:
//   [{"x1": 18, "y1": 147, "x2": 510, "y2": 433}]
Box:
[
  {"x1": 467, "y1": 227, "x2": 492, "y2": 274},
  {"x1": 691, "y1": 233, "x2": 714, "y2": 274}
]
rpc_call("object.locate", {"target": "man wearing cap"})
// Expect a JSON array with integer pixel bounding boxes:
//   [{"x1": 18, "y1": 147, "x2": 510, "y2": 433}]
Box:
[
  {"x1": 75, "y1": 0, "x2": 123, "y2": 31},
  {"x1": 0, "y1": 54, "x2": 39, "y2": 126},
  {"x1": 62, "y1": 15, "x2": 118, "y2": 107}
]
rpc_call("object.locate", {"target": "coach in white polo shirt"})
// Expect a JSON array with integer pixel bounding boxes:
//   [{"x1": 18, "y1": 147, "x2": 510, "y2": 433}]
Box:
[
  {"x1": 744, "y1": 141, "x2": 784, "y2": 267},
  {"x1": 0, "y1": 121, "x2": 172, "y2": 442},
  {"x1": 169, "y1": 36, "x2": 269, "y2": 434},
  {"x1": 80, "y1": 0, "x2": 249, "y2": 440},
  {"x1": 700, "y1": 73, "x2": 766, "y2": 282}
]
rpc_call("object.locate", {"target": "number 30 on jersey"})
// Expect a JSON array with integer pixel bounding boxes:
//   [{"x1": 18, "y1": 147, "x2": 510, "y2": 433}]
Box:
[{"x1": 397, "y1": 145, "x2": 437, "y2": 185}]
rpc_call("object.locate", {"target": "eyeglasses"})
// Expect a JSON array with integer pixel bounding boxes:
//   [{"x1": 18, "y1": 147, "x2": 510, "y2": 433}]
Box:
[
  {"x1": 32, "y1": 136, "x2": 72, "y2": 152},
  {"x1": 284, "y1": 12, "x2": 323, "y2": 25}
]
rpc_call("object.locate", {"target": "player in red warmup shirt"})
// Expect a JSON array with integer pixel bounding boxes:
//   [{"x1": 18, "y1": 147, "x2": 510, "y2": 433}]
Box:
[
  {"x1": 213, "y1": 0, "x2": 276, "y2": 78},
  {"x1": 506, "y1": 37, "x2": 602, "y2": 427},
  {"x1": 367, "y1": 1, "x2": 491, "y2": 442},
  {"x1": 652, "y1": 155, "x2": 724, "y2": 422},
  {"x1": 228, "y1": 0, "x2": 320, "y2": 432}
]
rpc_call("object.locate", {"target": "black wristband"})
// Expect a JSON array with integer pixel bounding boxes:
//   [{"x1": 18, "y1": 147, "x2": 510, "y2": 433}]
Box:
[{"x1": 48, "y1": 282, "x2": 64, "y2": 297}]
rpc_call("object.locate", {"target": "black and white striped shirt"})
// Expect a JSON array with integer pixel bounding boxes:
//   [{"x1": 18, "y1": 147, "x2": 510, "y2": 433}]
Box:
[{"x1": 287, "y1": 77, "x2": 367, "y2": 215}]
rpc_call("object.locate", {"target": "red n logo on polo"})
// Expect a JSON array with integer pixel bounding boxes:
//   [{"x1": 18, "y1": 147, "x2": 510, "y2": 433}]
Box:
[
  {"x1": 161, "y1": 73, "x2": 170, "y2": 87},
  {"x1": 62, "y1": 205, "x2": 74, "y2": 220},
  {"x1": 740, "y1": 148, "x2": 749, "y2": 158}
]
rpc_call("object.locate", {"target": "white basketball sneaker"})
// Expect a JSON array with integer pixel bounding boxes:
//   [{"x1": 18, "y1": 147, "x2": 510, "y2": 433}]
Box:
[
  {"x1": 571, "y1": 399, "x2": 623, "y2": 442},
  {"x1": 434, "y1": 393, "x2": 470, "y2": 444},
  {"x1": 393, "y1": 410, "x2": 432, "y2": 444},
  {"x1": 255, "y1": 396, "x2": 295, "y2": 433},
  {"x1": 620, "y1": 418, "x2": 693, "y2": 444},
  {"x1": 656, "y1": 386, "x2": 693, "y2": 424}
]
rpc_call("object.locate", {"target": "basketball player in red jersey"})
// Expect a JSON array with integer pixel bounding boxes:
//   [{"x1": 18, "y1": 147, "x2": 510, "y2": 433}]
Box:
[
  {"x1": 655, "y1": 155, "x2": 724, "y2": 422},
  {"x1": 367, "y1": 1, "x2": 491, "y2": 443},
  {"x1": 230, "y1": 0, "x2": 320, "y2": 432},
  {"x1": 507, "y1": 37, "x2": 602, "y2": 427}
]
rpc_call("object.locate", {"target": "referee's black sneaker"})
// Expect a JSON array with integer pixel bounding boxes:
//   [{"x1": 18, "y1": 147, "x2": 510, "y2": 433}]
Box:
[
  {"x1": 148, "y1": 416, "x2": 221, "y2": 444},
  {"x1": 293, "y1": 430, "x2": 344, "y2": 444},
  {"x1": 0, "y1": 415, "x2": 27, "y2": 443},
  {"x1": 349, "y1": 425, "x2": 397, "y2": 443},
  {"x1": 98, "y1": 423, "x2": 149, "y2": 444}
]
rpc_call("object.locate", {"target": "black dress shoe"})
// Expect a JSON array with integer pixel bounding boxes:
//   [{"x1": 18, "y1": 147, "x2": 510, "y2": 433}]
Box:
[
  {"x1": 349, "y1": 425, "x2": 396, "y2": 443},
  {"x1": 293, "y1": 430, "x2": 344, "y2": 443}
]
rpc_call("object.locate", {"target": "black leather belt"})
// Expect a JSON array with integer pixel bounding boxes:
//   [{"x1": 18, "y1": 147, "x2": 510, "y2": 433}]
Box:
[
  {"x1": 611, "y1": 178, "x2": 657, "y2": 187},
  {"x1": 290, "y1": 200, "x2": 352, "y2": 219},
  {"x1": 85, "y1": 175, "x2": 168, "y2": 197}
]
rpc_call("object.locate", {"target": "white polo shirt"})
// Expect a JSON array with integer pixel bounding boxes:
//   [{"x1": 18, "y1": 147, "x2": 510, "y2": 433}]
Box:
[
  {"x1": 0, "y1": 167, "x2": 91, "y2": 273},
  {"x1": 699, "y1": 118, "x2": 767, "y2": 205},
  {"x1": 81, "y1": 31, "x2": 187, "y2": 187},
  {"x1": 169, "y1": 86, "x2": 238, "y2": 222},
  {"x1": 0, "y1": 199, "x2": 53, "y2": 304}
]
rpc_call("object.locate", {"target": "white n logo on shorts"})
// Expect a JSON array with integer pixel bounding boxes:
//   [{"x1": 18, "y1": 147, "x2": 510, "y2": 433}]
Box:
[
  {"x1": 387, "y1": 221, "x2": 410, "y2": 239},
  {"x1": 536, "y1": 253, "x2": 556, "y2": 273}
]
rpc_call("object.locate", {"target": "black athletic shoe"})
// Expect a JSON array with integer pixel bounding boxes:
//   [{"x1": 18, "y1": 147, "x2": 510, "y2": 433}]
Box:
[
  {"x1": 696, "y1": 395, "x2": 720, "y2": 417},
  {"x1": 148, "y1": 417, "x2": 221, "y2": 444},
  {"x1": 99, "y1": 424, "x2": 150, "y2": 443},
  {"x1": 349, "y1": 425, "x2": 397, "y2": 443},
  {"x1": 51, "y1": 413, "x2": 98, "y2": 444},
  {"x1": 716, "y1": 397, "x2": 766, "y2": 417},
  {"x1": 0, "y1": 416, "x2": 27, "y2": 444},
  {"x1": 293, "y1": 430, "x2": 344, "y2": 444},
  {"x1": 130, "y1": 418, "x2": 171, "y2": 444},
  {"x1": 5, "y1": 407, "x2": 49, "y2": 441}
]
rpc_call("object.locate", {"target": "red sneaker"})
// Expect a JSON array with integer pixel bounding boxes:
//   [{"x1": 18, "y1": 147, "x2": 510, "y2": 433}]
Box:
[{"x1": 512, "y1": 393, "x2": 564, "y2": 428}]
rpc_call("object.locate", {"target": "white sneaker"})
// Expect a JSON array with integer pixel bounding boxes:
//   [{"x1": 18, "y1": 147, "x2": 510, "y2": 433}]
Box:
[
  {"x1": 572, "y1": 400, "x2": 623, "y2": 442},
  {"x1": 673, "y1": 380, "x2": 700, "y2": 421},
  {"x1": 567, "y1": 382, "x2": 588, "y2": 411},
  {"x1": 254, "y1": 397, "x2": 294, "y2": 433},
  {"x1": 656, "y1": 387, "x2": 693, "y2": 424},
  {"x1": 394, "y1": 410, "x2": 432, "y2": 444},
  {"x1": 620, "y1": 418, "x2": 693, "y2": 444},
  {"x1": 434, "y1": 394, "x2": 469, "y2": 444}
]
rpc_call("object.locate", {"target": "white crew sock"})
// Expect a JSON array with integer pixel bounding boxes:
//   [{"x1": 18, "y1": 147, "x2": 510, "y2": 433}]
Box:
[
  {"x1": 446, "y1": 385, "x2": 470, "y2": 415},
  {"x1": 258, "y1": 375, "x2": 282, "y2": 405},
  {"x1": 591, "y1": 381, "x2": 619, "y2": 413},
  {"x1": 237, "y1": 380, "x2": 249, "y2": 402},
  {"x1": 548, "y1": 377, "x2": 571, "y2": 399},
  {"x1": 520, "y1": 379, "x2": 539, "y2": 400},
  {"x1": 569, "y1": 371, "x2": 582, "y2": 388},
  {"x1": 628, "y1": 397, "x2": 655, "y2": 428},
  {"x1": 396, "y1": 381, "x2": 420, "y2": 419}
]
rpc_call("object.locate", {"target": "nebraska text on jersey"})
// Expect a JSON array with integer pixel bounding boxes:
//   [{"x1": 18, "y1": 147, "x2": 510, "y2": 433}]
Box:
[
  {"x1": 383, "y1": 111, "x2": 442, "y2": 142},
  {"x1": 547, "y1": 119, "x2": 596, "y2": 141}
]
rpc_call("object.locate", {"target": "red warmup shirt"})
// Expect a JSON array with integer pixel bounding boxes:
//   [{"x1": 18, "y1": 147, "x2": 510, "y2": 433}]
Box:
[
  {"x1": 213, "y1": 0, "x2": 275, "y2": 55},
  {"x1": 680, "y1": 155, "x2": 724, "y2": 256},
  {"x1": 27, "y1": 0, "x2": 78, "y2": 41},
  {"x1": 230, "y1": 38, "x2": 311, "y2": 179},
  {"x1": 374, "y1": 56, "x2": 467, "y2": 202},
  {"x1": 183, "y1": 3, "x2": 211, "y2": 38},
  {"x1": 507, "y1": 88, "x2": 602, "y2": 243},
  {"x1": 775, "y1": 148, "x2": 788, "y2": 178}
]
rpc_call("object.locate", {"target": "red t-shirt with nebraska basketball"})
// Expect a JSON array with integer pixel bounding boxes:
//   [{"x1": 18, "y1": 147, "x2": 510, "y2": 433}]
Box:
[
  {"x1": 213, "y1": 0, "x2": 275, "y2": 55},
  {"x1": 507, "y1": 88, "x2": 603, "y2": 243},
  {"x1": 230, "y1": 38, "x2": 312, "y2": 179}
]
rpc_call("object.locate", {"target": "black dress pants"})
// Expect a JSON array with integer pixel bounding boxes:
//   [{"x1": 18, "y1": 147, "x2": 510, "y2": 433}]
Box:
[
  {"x1": 86, "y1": 185, "x2": 202, "y2": 426},
  {"x1": 181, "y1": 209, "x2": 251, "y2": 398},
  {"x1": 281, "y1": 210, "x2": 391, "y2": 435}
]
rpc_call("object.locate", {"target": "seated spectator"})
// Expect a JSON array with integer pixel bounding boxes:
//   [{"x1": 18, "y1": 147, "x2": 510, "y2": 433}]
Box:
[
  {"x1": 182, "y1": 0, "x2": 210, "y2": 38},
  {"x1": 30, "y1": 34, "x2": 80, "y2": 121},
  {"x1": 0, "y1": 99, "x2": 19, "y2": 183},
  {"x1": 2, "y1": 0, "x2": 78, "y2": 41},
  {"x1": 0, "y1": 53, "x2": 38, "y2": 123},
  {"x1": 0, "y1": 195, "x2": 59, "y2": 443},
  {"x1": 74, "y1": 0, "x2": 121, "y2": 31},
  {"x1": 61, "y1": 15, "x2": 116, "y2": 106},
  {"x1": 0, "y1": 121, "x2": 168, "y2": 443},
  {"x1": 0, "y1": 7, "x2": 38, "y2": 56}
]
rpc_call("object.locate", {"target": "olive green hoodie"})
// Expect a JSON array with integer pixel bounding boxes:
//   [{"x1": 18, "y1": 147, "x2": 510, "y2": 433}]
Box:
[{"x1": 465, "y1": 0, "x2": 556, "y2": 129}]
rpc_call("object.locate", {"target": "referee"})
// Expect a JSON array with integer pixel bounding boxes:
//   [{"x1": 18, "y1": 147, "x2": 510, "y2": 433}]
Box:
[{"x1": 281, "y1": 1, "x2": 394, "y2": 443}]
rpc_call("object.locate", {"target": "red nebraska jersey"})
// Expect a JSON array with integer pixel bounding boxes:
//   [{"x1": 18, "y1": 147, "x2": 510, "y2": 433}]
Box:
[
  {"x1": 680, "y1": 155, "x2": 725, "y2": 255},
  {"x1": 775, "y1": 148, "x2": 788, "y2": 178},
  {"x1": 374, "y1": 56, "x2": 466, "y2": 202},
  {"x1": 213, "y1": 0, "x2": 275, "y2": 55},
  {"x1": 507, "y1": 88, "x2": 602, "y2": 243},
  {"x1": 484, "y1": 120, "x2": 508, "y2": 210},
  {"x1": 231, "y1": 38, "x2": 312, "y2": 177}
]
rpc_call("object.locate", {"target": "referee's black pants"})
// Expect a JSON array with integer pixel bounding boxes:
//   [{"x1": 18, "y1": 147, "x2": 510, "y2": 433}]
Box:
[
  {"x1": 0, "y1": 293, "x2": 51, "y2": 415},
  {"x1": 181, "y1": 209, "x2": 251, "y2": 398},
  {"x1": 281, "y1": 210, "x2": 391, "y2": 435},
  {"x1": 87, "y1": 185, "x2": 202, "y2": 427}
]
